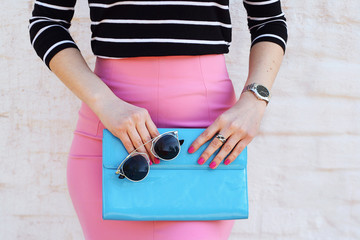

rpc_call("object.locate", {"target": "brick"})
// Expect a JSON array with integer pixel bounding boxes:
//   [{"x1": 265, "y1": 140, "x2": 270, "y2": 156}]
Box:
[
  {"x1": 261, "y1": 96, "x2": 360, "y2": 135},
  {"x1": 0, "y1": 216, "x2": 83, "y2": 240},
  {"x1": 1, "y1": 0, "x2": 360, "y2": 239},
  {"x1": 248, "y1": 135, "x2": 360, "y2": 169}
]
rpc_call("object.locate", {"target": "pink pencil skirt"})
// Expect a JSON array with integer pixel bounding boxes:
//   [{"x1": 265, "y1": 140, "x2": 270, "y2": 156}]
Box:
[{"x1": 67, "y1": 54, "x2": 237, "y2": 240}]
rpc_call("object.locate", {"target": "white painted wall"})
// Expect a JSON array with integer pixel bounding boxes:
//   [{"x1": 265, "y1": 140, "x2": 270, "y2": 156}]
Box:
[{"x1": 1, "y1": 0, "x2": 359, "y2": 239}]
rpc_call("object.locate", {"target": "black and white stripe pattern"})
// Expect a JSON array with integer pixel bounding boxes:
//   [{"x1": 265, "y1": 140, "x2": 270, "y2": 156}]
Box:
[
  {"x1": 243, "y1": 0, "x2": 288, "y2": 51},
  {"x1": 29, "y1": 0, "x2": 287, "y2": 68},
  {"x1": 29, "y1": 0, "x2": 78, "y2": 67}
]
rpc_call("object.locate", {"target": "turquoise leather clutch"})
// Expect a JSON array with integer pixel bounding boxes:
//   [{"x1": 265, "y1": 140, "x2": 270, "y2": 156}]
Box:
[{"x1": 102, "y1": 128, "x2": 248, "y2": 221}]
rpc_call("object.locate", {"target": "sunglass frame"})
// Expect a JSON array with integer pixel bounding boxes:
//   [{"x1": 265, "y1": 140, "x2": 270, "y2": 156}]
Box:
[
  {"x1": 116, "y1": 151, "x2": 151, "y2": 182},
  {"x1": 150, "y1": 131, "x2": 181, "y2": 161},
  {"x1": 115, "y1": 130, "x2": 181, "y2": 182}
]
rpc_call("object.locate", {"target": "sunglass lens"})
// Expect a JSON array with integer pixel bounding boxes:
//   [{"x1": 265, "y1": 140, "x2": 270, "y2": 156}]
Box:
[
  {"x1": 122, "y1": 155, "x2": 149, "y2": 181},
  {"x1": 153, "y1": 134, "x2": 180, "y2": 160}
]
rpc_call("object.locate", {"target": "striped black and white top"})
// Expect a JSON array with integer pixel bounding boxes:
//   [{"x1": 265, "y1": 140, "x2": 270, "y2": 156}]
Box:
[{"x1": 29, "y1": 0, "x2": 288, "y2": 68}]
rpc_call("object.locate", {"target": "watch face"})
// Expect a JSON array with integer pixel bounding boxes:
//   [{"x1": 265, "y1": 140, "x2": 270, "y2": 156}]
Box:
[{"x1": 256, "y1": 85, "x2": 269, "y2": 97}]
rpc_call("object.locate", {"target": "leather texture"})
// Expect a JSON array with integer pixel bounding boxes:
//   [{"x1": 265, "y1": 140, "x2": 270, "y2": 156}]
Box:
[{"x1": 102, "y1": 128, "x2": 248, "y2": 221}]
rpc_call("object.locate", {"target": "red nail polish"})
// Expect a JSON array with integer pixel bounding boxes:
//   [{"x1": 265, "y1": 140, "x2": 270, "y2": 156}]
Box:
[
  {"x1": 188, "y1": 146, "x2": 195, "y2": 154},
  {"x1": 149, "y1": 161, "x2": 153, "y2": 165},
  {"x1": 197, "y1": 157, "x2": 205, "y2": 165},
  {"x1": 209, "y1": 162, "x2": 217, "y2": 169},
  {"x1": 224, "y1": 159, "x2": 231, "y2": 165},
  {"x1": 154, "y1": 158, "x2": 160, "y2": 164}
]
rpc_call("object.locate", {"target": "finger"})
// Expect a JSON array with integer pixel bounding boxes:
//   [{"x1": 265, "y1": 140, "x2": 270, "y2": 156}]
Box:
[
  {"x1": 115, "y1": 130, "x2": 136, "y2": 154},
  {"x1": 144, "y1": 114, "x2": 161, "y2": 164},
  {"x1": 127, "y1": 126, "x2": 148, "y2": 154},
  {"x1": 208, "y1": 134, "x2": 241, "y2": 169},
  {"x1": 144, "y1": 114, "x2": 160, "y2": 138},
  {"x1": 188, "y1": 122, "x2": 221, "y2": 154},
  {"x1": 223, "y1": 138, "x2": 251, "y2": 165},
  {"x1": 197, "y1": 129, "x2": 232, "y2": 165},
  {"x1": 136, "y1": 122, "x2": 158, "y2": 164}
]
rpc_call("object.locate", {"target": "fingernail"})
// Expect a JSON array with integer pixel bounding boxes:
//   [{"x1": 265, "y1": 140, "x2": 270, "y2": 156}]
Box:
[
  {"x1": 224, "y1": 159, "x2": 231, "y2": 165},
  {"x1": 197, "y1": 157, "x2": 205, "y2": 165},
  {"x1": 154, "y1": 158, "x2": 160, "y2": 164},
  {"x1": 188, "y1": 146, "x2": 195, "y2": 154},
  {"x1": 149, "y1": 161, "x2": 153, "y2": 165},
  {"x1": 209, "y1": 162, "x2": 217, "y2": 169}
]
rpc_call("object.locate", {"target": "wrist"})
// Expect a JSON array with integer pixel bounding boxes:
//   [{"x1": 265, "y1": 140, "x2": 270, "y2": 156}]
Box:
[
  {"x1": 91, "y1": 91, "x2": 125, "y2": 112},
  {"x1": 238, "y1": 91, "x2": 267, "y2": 108},
  {"x1": 241, "y1": 83, "x2": 271, "y2": 105},
  {"x1": 84, "y1": 75, "x2": 126, "y2": 114}
]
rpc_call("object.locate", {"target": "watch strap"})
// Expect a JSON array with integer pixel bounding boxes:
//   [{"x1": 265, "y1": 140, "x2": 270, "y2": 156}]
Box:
[{"x1": 242, "y1": 83, "x2": 271, "y2": 104}]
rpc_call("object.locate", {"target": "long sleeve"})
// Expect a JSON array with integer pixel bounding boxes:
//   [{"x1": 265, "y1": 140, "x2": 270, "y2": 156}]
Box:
[
  {"x1": 29, "y1": 0, "x2": 79, "y2": 68},
  {"x1": 243, "y1": 0, "x2": 288, "y2": 53}
]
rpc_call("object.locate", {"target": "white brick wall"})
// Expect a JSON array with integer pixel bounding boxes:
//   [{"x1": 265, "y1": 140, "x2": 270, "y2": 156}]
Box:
[{"x1": 1, "y1": 0, "x2": 359, "y2": 239}]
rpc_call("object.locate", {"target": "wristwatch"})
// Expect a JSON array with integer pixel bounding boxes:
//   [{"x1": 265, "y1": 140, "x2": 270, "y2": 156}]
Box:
[{"x1": 242, "y1": 83, "x2": 271, "y2": 104}]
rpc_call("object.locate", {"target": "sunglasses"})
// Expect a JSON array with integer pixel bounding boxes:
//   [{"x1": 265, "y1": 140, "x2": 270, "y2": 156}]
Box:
[{"x1": 115, "y1": 131, "x2": 184, "y2": 182}]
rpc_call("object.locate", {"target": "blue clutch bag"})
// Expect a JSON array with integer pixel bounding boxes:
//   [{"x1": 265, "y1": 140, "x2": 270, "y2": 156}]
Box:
[{"x1": 102, "y1": 128, "x2": 248, "y2": 221}]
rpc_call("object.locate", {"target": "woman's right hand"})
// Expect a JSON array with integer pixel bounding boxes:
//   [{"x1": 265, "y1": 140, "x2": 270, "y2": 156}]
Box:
[
  {"x1": 48, "y1": 48, "x2": 160, "y2": 164},
  {"x1": 96, "y1": 97, "x2": 161, "y2": 164}
]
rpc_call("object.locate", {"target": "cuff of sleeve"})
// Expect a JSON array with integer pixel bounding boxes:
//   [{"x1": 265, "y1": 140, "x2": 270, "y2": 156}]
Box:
[
  {"x1": 250, "y1": 23, "x2": 288, "y2": 54},
  {"x1": 251, "y1": 35, "x2": 286, "y2": 54},
  {"x1": 44, "y1": 42, "x2": 79, "y2": 69},
  {"x1": 31, "y1": 26, "x2": 79, "y2": 69}
]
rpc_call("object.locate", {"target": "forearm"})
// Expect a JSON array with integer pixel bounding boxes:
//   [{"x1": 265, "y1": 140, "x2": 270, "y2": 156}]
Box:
[
  {"x1": 189, "y1": 42, "x2": 286, "y2": 168},
  {"x1": 49, "y1": 48, "x2": 160, "y2": 161},
  {"x1": 49, "y1": 48, "x2": 122, "y2": 116},
  {"x1": 245, "y1": 41, "x2": 284, "y2": 90},
  {"x1": 238, "y1": 41, "x2": 284, "y2": 105}
]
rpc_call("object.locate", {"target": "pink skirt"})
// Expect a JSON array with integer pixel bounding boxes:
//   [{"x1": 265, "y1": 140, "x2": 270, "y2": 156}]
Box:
[{"x1": 67, "y1": 54, "x2": 237, "y2": 240}]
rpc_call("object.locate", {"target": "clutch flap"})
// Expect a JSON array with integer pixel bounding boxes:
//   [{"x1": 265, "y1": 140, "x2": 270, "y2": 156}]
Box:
[{"x1": 103, "y1": 128, "x2": 247, "y2": 170}]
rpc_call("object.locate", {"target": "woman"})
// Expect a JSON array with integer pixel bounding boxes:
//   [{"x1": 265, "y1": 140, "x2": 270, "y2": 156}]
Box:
[{"x1": 29, "y1": 0, "x2": 287, "y2": 239}]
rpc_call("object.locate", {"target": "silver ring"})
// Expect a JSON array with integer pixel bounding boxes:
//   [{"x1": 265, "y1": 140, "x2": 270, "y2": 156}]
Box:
[{"x1": 215, "y1": 134, "x2": 227, "y2": 144}]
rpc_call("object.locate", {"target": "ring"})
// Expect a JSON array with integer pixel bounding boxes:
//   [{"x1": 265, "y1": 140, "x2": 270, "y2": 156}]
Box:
[{"x1": 215, "y1": 133, "x2": 227, "y2": 144}]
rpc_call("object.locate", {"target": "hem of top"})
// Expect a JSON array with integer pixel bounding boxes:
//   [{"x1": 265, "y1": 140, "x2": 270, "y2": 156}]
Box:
[{"x1": 94, "y1": 53, "x2": 228, "y2": 60}]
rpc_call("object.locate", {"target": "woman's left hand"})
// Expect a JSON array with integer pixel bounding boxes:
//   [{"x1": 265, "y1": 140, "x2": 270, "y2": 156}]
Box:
[{"x1": 188, "y1": 92, "x2": 267, "y2": 169}]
